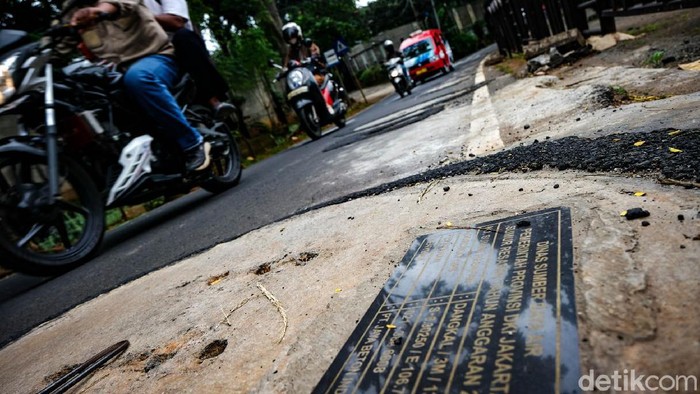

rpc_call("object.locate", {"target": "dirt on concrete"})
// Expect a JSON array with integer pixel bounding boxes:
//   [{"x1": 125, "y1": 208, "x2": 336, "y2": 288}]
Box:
[
  {"x1": 0, "y1": 172, "x2": 697, "y2": 393},
  {"x1": 577, "y1": 9, "x2": 700, "y2": 73}
]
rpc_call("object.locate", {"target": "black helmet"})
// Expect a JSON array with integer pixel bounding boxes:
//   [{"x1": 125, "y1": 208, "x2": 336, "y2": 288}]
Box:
[
  {"x1": 383, "y1": 39, "x2": 395, "y2": 55},
  {"x1": 282, "y1": 22, "x2": 302, "y2": 45}
]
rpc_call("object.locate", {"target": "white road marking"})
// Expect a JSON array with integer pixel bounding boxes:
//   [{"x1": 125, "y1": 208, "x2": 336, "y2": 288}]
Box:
[{"x1": 467, "y1": 58, "x2": 503, "y2": 155}]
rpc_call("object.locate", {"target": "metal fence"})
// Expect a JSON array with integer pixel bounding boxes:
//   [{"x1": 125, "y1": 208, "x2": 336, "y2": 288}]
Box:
[{"x1": 485, "y1": 0, "x2": 700, "y2": 56}]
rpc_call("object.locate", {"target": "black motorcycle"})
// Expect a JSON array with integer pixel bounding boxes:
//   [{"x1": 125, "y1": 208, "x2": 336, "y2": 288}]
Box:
[
  {"x1": 270, "y1": 58, "x2": 348, "y2": 140},
  {"x1": 0, "y1": 21, "x2": 242, "y2": 276},
  {"x1": 384, "y1": 57, "x2": 412, "y2": 98}
]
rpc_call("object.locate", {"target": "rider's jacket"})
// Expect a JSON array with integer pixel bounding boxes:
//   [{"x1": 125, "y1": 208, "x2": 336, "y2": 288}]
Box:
[{"x1": 61, "y1": 0, "x2": 174, "y2": 67}]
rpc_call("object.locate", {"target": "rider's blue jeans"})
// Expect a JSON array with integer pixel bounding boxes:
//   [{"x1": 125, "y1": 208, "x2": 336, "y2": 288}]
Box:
[{"x1": 123, "y1": 55, "x2": 202, "y2": 152}]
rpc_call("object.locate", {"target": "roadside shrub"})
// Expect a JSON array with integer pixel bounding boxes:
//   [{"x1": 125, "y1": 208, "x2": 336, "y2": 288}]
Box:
[
  {"x1": 449, "y1": 30, "x2": 479, "y2": 60},
  {"x1": 358, "y1": 65, "x2": 385, "y2": 87}
]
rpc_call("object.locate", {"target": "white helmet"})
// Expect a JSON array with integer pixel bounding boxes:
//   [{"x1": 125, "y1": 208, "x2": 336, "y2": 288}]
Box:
[
  {"x1": 383, "y1": 39, "x2": 395, "y2": 55},
  {"x1": 282, "y1": 22, "x2": 303, "y2": 44}
]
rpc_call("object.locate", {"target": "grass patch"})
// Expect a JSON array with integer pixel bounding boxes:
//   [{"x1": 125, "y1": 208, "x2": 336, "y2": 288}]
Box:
[
  {"x1": 494, "y1": 54, "x2": 527, "y2": 77},
  {"x1": 645, "y1": 50, "x2": 665, "y2": 67},
  {"x1": 610, "y1": 85, "x2": 667, "y2": 105},
  {"x1": 626, "y1": 22, "x2": 661, "y2": 36}
]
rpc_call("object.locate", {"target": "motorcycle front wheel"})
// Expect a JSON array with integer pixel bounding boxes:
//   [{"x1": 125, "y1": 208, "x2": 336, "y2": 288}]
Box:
[
  {"x1": 0, "y1": 153, "x2": 105, "y2": 276},
  {"x1": 299, "y1": 105, "x2": 323, "y2": 140}
]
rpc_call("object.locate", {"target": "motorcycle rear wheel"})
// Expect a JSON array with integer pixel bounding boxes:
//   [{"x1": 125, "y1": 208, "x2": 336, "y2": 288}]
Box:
[
  {"x1": 201, "y1": 120, "x2": 243, "y2": 193},
  {"x1": 299, "y1": 105, "x2": 323, "y2": 140},
  {"x1": 334, "y1": 115, "x2": 346, "y2": 129},
  {"x1": 0, "y1": 153, "x2": 105, "y2": 276}
]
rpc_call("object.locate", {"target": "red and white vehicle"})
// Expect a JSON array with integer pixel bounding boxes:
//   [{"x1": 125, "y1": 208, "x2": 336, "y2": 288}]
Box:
[{"x1": 399, "y1": 29, "x2": 454, "y2": 84}]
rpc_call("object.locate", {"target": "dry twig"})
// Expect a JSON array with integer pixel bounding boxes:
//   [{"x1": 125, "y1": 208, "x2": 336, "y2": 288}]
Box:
[
  {"x1": 417, "y1": 180, "x2": 439, "y2": 204},
  {"x1": 219, "y1": 296, "x2": 257, "y2": 327},
  {"x1": 436, "y1": 224, "x2": 504, "y2": 233},
  {"x1": 658, "y1": 178, "x2": 700, "y2": 189},
  {"x1": 257, "y1": 283, "x2": 288, "y2": 343}
]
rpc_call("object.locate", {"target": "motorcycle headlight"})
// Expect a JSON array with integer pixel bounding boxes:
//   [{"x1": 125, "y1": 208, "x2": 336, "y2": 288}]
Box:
[
  {"x1": 430, "y1": 54, "x2": 439, "y2": 62},
  {"x1": 390, "y1": 69, "x2": 401, "y2": 78},
  {"x1": 288, "y1": 69, "x2": 305, "y2": 89},
  {"x1": 0, "y1": 54, "x2": 19, "y2": 106}
]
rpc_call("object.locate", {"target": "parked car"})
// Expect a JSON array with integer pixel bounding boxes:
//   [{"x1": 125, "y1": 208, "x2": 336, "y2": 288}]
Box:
[{"x1": 399, "y1": 29, "x2": 454, "y2": 84}]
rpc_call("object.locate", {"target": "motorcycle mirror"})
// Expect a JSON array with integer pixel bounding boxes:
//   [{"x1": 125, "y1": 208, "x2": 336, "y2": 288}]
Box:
[
  {"x1": 303, "y1": 38, "x2": 312, "y2": 48},
  {"x1": 267, "y1": 59, "x2": 275, "y2": 67}
]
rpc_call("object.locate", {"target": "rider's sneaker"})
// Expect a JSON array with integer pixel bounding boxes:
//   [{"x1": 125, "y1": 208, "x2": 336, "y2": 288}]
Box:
[
  {"x1": 214, "y1": 102, "x2": 236, "y2": 121},
  {"x1": 184, "y1": 142, "x2": 211, "y2": 172}
]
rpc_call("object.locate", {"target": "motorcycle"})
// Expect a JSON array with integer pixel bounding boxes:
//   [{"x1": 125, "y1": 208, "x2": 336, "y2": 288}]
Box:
[
  {"x1": 384, "y1": 57, "x2": 412, "y2": 98},
  {"x1": 0, "y1": 18, "x2": 242, "y2": 276},
  {"x1": 270, "y1": 58, "x2": 348, "y2": 140}
]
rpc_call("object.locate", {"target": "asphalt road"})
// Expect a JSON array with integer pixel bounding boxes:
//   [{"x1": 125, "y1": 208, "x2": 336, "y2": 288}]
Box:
[{"x1": 0, "y1": 48, "x2": 491, "y2": 348}]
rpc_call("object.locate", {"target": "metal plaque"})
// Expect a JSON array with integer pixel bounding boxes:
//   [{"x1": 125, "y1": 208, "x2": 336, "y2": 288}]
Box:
[{"x1": 314, "y1": 207, "x2": 580, "y2": 394}]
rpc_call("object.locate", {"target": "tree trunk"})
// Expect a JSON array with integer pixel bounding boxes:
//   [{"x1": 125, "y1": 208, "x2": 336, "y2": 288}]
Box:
[{"x1": 258, "y1": 0, "x2": 288, "y2": 60}]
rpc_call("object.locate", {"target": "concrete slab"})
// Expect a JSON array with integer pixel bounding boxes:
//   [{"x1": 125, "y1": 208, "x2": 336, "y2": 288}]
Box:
[{"x1": 0, "y1": 173, "x2": 697, "y2": 393}]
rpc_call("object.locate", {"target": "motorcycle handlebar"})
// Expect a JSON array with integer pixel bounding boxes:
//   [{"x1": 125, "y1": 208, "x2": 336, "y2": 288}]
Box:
[{"x1": 45, "y1": 12, "x2": 115, "y2": 39}]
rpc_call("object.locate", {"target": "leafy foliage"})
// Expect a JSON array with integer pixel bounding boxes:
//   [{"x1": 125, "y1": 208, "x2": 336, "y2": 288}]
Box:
[
  {"x1": 279, "y1": 0, "x2": 369, "y2": 51},
  {"x1": 1, "y1": 0, "x2": 63, "y2": 36},
  {"x1": 212, "y1": 28, "x2": 279, "y2": 93},
  {"x1": 357, "y1": 64, "x2": 385, "y2": 87}
]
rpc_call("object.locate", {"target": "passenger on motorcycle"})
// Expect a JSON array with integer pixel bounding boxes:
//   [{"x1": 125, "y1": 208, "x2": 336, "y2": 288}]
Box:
[
  {"x1": 62, "y1": 0, "x2": 210, "y2": 172},
  {"x1": 282, "y1": 22, "x2": 335, "y2": 115},
  {"x1": 143, "y1": 0, "x2": 236, "y2": 121}
]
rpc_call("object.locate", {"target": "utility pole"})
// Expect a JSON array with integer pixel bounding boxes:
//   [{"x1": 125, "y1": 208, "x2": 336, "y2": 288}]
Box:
[
  {"x1": 430, "y1": 0, "x2": 441, "y2": 30},
  {"x1": 408, "y1": 0, "x2": 418, "y2": 19}
]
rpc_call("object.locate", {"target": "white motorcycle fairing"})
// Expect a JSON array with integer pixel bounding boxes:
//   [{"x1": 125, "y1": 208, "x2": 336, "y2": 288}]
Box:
[{"x1": 107, "y1": 135, "x2": 153, "y2": 206}]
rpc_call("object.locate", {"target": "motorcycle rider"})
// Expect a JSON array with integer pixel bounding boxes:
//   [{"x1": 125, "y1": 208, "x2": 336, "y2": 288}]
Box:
[
  {"x1": 282, "y1": 22, "x2": 334, "y2": 115},
  {"x1": 383, "y1": 39, "x2": 411, "y2": 84},
  {"x1": 63, "y1": 0, "x2": 210, "y2": 172},
  {"x1": 143, "y1": 0, "x2": 235, "y2": 121}
]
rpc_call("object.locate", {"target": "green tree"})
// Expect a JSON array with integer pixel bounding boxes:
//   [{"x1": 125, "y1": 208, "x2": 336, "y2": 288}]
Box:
[
  {"x1": 278, "y1": 0, "x2": 369, "y2": 51},
  {"x1": 1, "y1": 0, "x2": 63, "y2": 35}
]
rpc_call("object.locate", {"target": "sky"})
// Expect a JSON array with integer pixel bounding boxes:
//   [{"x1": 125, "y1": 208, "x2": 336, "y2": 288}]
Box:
[{"x1": 356, "y1": 0, "x2": 374, "y2": 7}]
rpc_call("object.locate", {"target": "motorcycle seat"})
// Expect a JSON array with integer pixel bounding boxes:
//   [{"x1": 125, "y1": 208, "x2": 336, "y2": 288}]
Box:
[
  {"x1": 67, "y1": 62, "x2": 123, "y2": 89},
  {"x1": 319, "y1": 74, "x2": 332, "y2": 90},
  {"x1": 171, "y1": 74, "x2": 195, "y2": 105}
]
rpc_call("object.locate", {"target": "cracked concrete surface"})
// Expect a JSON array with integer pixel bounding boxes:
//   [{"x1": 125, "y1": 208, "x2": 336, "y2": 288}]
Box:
[{"x1": 0, "y1": 173, "x2": 697, "y2": 393}]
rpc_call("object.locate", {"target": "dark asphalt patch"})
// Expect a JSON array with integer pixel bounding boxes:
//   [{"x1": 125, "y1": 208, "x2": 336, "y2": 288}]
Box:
[
  {"x1": 324, "y1": 80, "x2": 490, "y2": 153},
  {"x1": 308, "y1": 128, "x2": 699, "y2": 212}
]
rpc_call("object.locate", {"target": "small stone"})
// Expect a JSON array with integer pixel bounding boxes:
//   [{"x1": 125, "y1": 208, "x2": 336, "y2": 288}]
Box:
[
  {"x1": 516, "y1": 220, "x2": 531, "y2": 228},
  {"x1": 622, "y1": 208, "x2": 650, "y2": 220},
  {"x1": 443, "y1": 186, "x2": 450, "y2": 192},
  {"x1": 468, "y1": 193, "x2": 473, "y2": 197},
  {"x1": 575, "y1": 117, "x2": 581, "y2": 121},
  {"x1": 641, "y1": 221, "x2": 650, "y2": 227},
  {"x1": 680, "y1": 245, "x2": 686, "y2": 249},
  {"x1": 678, "y1": 214, "x2": 685, "y2": 222},
  {"x1": 519, "y1": 188, "x2": 524, "y2": 192},
  {"x1": 524, "y1": 124, "x2": 531, "y2": 130},
  {"x1": 469, "y1": 153, "x2": 476, "y2": 158},
  {"x1": 553, "y1": 184, "x2": 560, "y2": 189}
]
